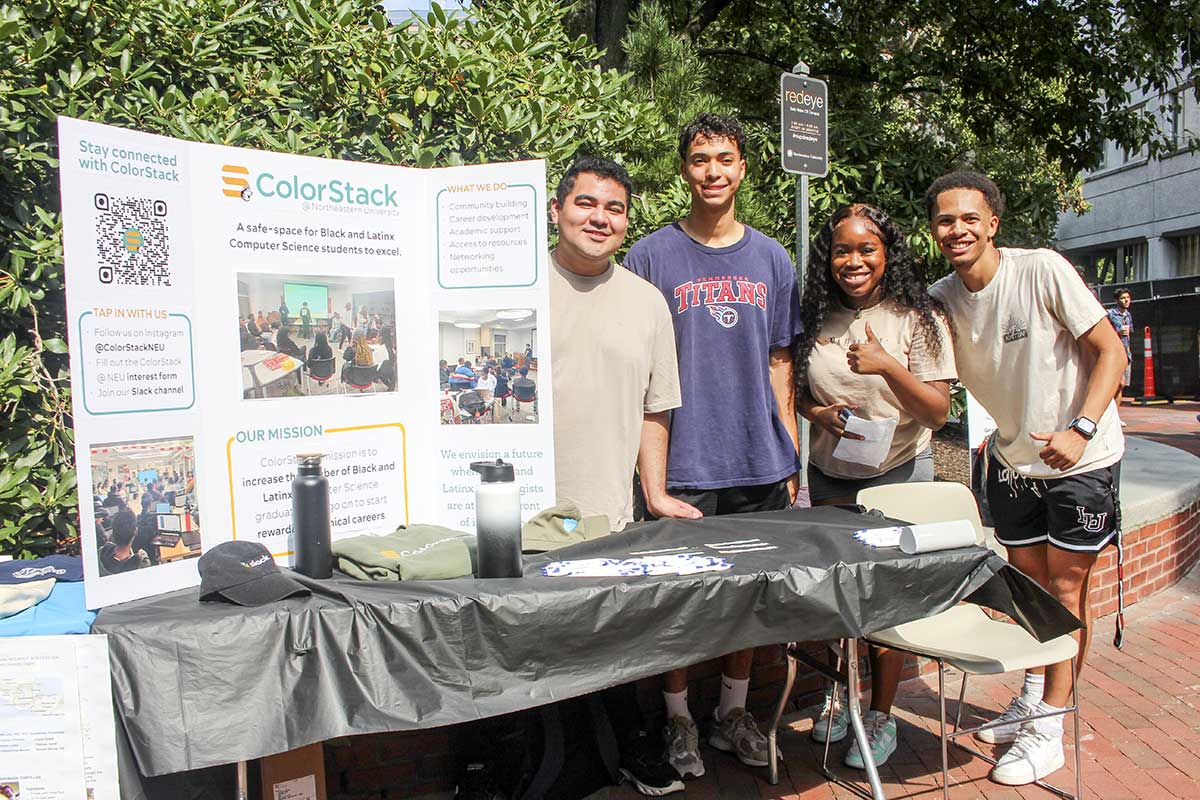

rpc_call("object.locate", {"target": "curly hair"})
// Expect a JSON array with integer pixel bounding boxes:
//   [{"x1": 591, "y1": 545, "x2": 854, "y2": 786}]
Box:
[
  {"x1": 924, "y1": 170, "x2": 1005, "y2": 219},
  {"x1": 677, "y1": 112, "x2": 747, "y2": 161},
  {"x1": 793, "y1": 204, "x2": 951, "y2": 391}
]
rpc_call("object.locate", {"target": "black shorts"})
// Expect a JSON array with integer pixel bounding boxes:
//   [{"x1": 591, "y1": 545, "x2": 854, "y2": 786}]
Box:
[
  {"x1": 985, "y1": 456, "x2": 1121, "y2": 553},
  {"x1": 661, "y1": 479, "x2": 791, "y2": 518}
]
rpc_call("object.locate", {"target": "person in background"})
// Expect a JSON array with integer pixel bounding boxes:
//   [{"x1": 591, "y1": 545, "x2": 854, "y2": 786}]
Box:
[
  {"x1": 134, "y1": 494, "x2": 161, "y2": 566},
  {"x1": 1106, "y1": 288, "x2": 1133, "y2": 427},
  {"x1": 450, "y1": 358, "x2": 477, "y2": 389},
  {"x1": 239, "y1": 320, "x2": 257, "y2": 351},
  {"x1": 99, "y1": 509, "x2": 150, "y2": 574},
  {"x1": 795, "y1": 203, "x2": 956, "y2": 770},
  {"x1": 927, "y1": 170, "x2": 1125, "y2": 787},
  {"x1": 378, "y1": 324, "x2": 397, "y2": 390},
  {"x1": 493, "y1": 367, "x2": 510, "y2": 409},
  {"x1": 103, "y1": 484, "x2": 123, "y2": 509},
  {"x1": 275, "y1": 326, "x2": 304, "y2": 360},
  {"x1": 625, "y1": 112, "x2": 802, "y2": 780},
  {"x1": 299, "y1": 301, "x2": 313, "y2": 340},
  {"x1": 439, "y1": 359, "x2": 451, "y2": 385},
  {"x1": 502, "y1": 352, "x2": 514, "y2": 371},
  {"x1": 278, "y1": 297, "x2": 289, "y2": 325},
  {"x1": 330, "y1": 311, "x2": 344, "y2": 346},
  {"x1": 309, "y1": 331, "x2": 333, "y2": 362},
  {"x1": 255, "y1": 309, "x2": 267, "y2": 331},
  {"x1": 475, "y1": 365, "x2": 497, "y2": 401},
  {"x1": 344, "y1": 330, "x2": 373, "y2": 368}
]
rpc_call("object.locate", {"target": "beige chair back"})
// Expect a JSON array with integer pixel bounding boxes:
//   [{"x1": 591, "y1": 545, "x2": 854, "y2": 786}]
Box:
[{"x1": 856, "y1": 481, "x2": 984, "y2": 545}]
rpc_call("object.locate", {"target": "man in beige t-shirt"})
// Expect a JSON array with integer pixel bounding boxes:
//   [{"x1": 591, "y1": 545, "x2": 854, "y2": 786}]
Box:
[
  {"x1": 547, "y1": 157, "x2": 694, "y2": 796},
  {"x1": 548, "y1": 157, "x2": 689, "y2": 533},
  {"x1": 927, "y1": 171, "x2": 1127, "y2": 789}
]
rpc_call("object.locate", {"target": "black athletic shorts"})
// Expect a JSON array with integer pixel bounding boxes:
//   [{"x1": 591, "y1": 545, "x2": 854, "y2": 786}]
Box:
[
  {"x1": 985, "y1": 455, "x2": 1121, "y2": 553},
  {"x1": 653, "y1": 478, "x2": 791, "y2": 518}
]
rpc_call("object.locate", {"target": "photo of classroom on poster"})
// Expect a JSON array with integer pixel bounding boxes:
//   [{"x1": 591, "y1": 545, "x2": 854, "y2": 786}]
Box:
[
  {"x1": 237, "y1": 273, "x2": 398, "y2": 398},
  {"x1": 89, "y1": 437, "x2": 200, "y2": 576},
  {"x1": 438, "y1": 309, "x2": 538, "y2": 425}
]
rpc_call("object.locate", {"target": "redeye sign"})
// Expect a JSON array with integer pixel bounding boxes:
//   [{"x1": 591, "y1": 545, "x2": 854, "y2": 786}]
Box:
[{"x1": 780, "y1": 72, "x2": 828, "y2": 176}]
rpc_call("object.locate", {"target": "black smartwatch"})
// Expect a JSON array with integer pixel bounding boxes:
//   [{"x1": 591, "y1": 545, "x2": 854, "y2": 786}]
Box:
[{"x1": 1068, "y1": 416, "x2": 1098, "y2": 440}]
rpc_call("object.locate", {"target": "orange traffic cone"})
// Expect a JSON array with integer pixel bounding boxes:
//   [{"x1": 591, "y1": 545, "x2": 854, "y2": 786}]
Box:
[
  {"x1": 1142, "y1": 326, "x2": 1156, "y2": 397},
  {"x1": 1135, "y1": 326, "x2": 1169, "y2": 404}
]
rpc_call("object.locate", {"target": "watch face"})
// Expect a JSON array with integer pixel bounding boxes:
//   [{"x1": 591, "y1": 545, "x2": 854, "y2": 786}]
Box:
[{"x1": 1072, "y1": 417, "x2": 1097, "y2": 437}]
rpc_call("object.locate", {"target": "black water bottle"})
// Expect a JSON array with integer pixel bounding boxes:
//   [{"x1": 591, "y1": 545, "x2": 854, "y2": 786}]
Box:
[{"x1": 292, "y1": 453, "x2": 332, "y2": 578}]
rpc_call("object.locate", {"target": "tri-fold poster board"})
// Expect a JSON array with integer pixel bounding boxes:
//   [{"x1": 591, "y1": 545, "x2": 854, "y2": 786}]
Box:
[{"x1": 59, "y1": 117, "x2": 556, "y2": 608}]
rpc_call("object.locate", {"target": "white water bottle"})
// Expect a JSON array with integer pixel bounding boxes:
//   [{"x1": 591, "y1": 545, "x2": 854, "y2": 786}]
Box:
[{"x1": 470, "y1": 459, "x2": 522, "y2": 578}]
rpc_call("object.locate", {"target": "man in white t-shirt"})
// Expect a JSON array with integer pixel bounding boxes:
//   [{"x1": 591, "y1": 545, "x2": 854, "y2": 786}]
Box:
[
  {"x1": 548, "y1": 155, "x2": 689, "y2": 796},
  {"x1": 474, "y1": 365, "x2": 497, "y2": 401},
  {"x1": 927, "y1": 171, "x2": 1126, "y2": 787}
]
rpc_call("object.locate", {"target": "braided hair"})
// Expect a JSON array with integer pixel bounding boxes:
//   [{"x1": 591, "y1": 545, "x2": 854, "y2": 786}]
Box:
[{"x1": 793, "y1": 204, "x2": 951, "y2": 391}]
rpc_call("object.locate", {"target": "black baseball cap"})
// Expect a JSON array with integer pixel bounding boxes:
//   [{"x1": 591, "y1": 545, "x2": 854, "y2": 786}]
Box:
[{"x1": 198, "y1": 541, "x2": 310, "y2": 606}]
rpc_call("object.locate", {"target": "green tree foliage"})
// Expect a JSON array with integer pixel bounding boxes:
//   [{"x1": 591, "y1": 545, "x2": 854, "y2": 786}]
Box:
[
  {"x1": 0, "y1": 0, "x2": 650, "y2": 556},
  {"x1": 586, "y1": 0, "x2": 1198, "y2": 272}
]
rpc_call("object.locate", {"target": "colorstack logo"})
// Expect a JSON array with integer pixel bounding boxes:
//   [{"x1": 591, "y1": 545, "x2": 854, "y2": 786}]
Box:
[
  {"x1": 221, "y1": 164, "x2": 251, "y2": 200},
  {"x1": 219, "y1": 164, "x2": 398, "y2": 207}
]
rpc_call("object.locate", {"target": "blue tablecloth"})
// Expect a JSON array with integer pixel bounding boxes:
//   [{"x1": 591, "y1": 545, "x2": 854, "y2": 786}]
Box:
[{"x1": 0, "y1": 581, "x2": 96, "y2": 636}]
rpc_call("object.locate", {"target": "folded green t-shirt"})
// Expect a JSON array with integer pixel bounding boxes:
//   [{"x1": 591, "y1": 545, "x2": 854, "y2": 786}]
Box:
[{"x1": 332, "y1": 524, "x2": 475, "y2": 581}]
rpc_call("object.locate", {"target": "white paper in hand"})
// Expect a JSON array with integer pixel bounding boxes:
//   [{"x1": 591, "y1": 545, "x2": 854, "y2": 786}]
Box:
[{"x1": 832, "y1": 416, "x2": 899, "y2": 468}]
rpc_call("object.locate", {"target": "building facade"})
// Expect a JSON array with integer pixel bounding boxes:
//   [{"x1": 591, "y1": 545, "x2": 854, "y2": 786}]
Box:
[
  {"x1": 1054, "y1": 72, "x2": 1200, "y2": 399},
  {"x1": 1055, "y1": 76, "x2": 1200, "y2": 283}
]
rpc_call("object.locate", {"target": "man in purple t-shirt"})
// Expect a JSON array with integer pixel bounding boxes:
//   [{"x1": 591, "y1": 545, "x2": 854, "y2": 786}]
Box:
[{"x1": 625, "y1": 113, "x2": 802, "y2": 779}]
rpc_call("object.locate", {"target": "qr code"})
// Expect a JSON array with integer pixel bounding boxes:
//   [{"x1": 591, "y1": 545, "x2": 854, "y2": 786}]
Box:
[{"x1": 93, "y1": 193, "x2": 171, "y2": 287}]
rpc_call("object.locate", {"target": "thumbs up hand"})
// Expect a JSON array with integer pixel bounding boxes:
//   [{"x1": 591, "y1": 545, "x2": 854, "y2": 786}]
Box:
[{"x1": 847, "y1": 321, "x2": 896, "y2": 376}]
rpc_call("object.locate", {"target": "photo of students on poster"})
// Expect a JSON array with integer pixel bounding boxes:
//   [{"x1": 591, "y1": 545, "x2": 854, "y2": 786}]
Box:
[
  {"x1": 89, "y1": 437, "x2": 201, "y2": 576},
  {"x1": 438, "y1": 309, "x2": 538, "y2": 424},
  {"x1": 237, "y1": 273, "x2": 398, "y2": 398}
]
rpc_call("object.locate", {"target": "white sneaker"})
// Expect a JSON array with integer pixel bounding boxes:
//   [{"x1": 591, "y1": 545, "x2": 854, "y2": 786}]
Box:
[
  {"x1": 989, "y1": 724, "x2": 1064, "y2": 785},
  {"x1": 811, "y1": 687, "x2": 849, "y2": 743},
  {"x1": 844, "y1": 710, "x2": 898, "y2": 770},
  {"x1": 975, "y1": 695, "x2": 1035, "y2": 744}
]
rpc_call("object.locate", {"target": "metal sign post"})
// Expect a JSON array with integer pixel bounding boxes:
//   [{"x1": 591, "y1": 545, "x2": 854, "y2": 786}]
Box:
[{"x1": 780, "y1": 62, "x2": 829, "y2": 491}]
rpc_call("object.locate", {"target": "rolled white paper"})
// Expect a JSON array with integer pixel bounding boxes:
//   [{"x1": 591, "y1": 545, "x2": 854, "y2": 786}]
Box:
[{"x1": 898, "y1": 519, "x2": 977, "y2": 554}]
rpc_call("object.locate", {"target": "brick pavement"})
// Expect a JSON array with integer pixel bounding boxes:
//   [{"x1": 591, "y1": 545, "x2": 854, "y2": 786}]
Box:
[
  {"x1": 595, "y1": 564, "x2": 1200, "y2": 799},
  {"x1": 1118, "y1": 400, "x2": 1200, "y2": 458}
]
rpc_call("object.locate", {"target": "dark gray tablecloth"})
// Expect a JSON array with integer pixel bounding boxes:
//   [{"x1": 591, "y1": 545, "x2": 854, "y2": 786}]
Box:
[{"x1": 94, "y1": 506, "x2": 1079, "y2": 794}]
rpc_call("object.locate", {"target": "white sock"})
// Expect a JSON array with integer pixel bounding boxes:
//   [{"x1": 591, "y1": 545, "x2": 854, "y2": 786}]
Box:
[
  {"x1": 1020, "y1": 672, "x2": 1045, "y2": 706},
  {"x1": 1034, "y1": 700, "x2": 1065, "y2": 738},
  {"x1": 664, "y1": 689, "x2": 692, "y2": 722},
  {"x1": 717, "y1": 676, "x2": 749, "y2": 721}
]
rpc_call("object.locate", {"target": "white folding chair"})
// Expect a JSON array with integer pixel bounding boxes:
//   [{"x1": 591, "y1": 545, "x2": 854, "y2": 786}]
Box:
[{"x1": 851, "y1": 481, "x2": 1082, "y2": 799}]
